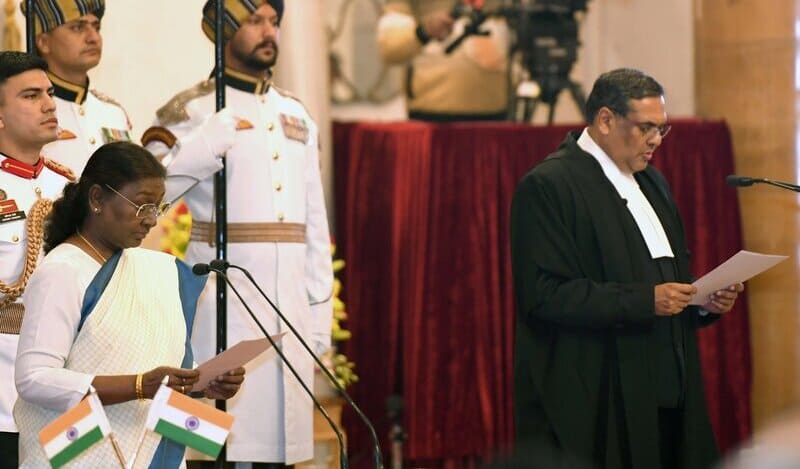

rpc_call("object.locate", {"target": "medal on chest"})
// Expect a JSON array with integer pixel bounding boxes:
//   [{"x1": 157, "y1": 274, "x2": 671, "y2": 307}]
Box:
[
  {"x1": 279, "y1": 113, "x2": 310, "y2": 144},
  {"x1": 0, "y1": 198, "x2": 25, "y2": 224}
]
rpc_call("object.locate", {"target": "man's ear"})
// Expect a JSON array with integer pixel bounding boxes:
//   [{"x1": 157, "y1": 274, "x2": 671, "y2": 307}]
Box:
[
  {"x1": 35, "y1": 33, "x2": 50, "y2": 57},
  {"x1": 595, "y1": 107, "x2": 615, "y2": 136}
]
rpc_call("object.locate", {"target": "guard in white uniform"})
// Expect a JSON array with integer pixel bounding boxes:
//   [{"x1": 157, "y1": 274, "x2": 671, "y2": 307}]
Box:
[
  {"x1": 143, "y1": 1, "x2": 333, "y2": 466},
  {"x1": 0, "y1": 51, "x2": 75, "y2": 467},
  {"x1": 22, "y1": 0, "x2": 132, "y2": 176}
]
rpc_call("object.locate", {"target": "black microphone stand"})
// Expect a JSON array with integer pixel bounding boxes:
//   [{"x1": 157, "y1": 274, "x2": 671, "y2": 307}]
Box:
[
  {"x1": 210, "y1": 260, "x2": 384, "y2": 469},
  {"x1": 203, "y1": 266, "x2": 349, "y2": 469},
  {"x1": 758, "y1": 179, "x2": 800, "y2": 192},
  {"x1": 727, "y1": 175, "x2": 800, "y2": 192}
]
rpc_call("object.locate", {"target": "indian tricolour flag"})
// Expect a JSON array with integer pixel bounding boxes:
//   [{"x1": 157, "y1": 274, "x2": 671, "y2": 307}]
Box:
[
  {"x1": 146, "y1": 385, "x2": 234, "y2": 458},
  {"x1": 39, "y1": 392, "x2": 111, "y2": 468}
]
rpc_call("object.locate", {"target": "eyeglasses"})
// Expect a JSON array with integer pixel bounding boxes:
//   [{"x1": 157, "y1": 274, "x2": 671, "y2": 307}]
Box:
[
  {"x1": 104, "y1": 184, "x2": 170, "y2": 219},
  {"x1": 617, "y1": 113, "x2": 672, "y2": 139}
]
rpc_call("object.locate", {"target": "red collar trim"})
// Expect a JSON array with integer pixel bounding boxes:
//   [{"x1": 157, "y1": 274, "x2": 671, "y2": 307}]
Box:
[{"x1": 1, "y1": 156, "x2": 45, "y2": 179}]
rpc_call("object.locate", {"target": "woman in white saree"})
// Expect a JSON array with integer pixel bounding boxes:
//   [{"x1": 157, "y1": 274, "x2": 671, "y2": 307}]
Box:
[{"x1": 14, "y1": 142, "x2": 245, "y2": 468}]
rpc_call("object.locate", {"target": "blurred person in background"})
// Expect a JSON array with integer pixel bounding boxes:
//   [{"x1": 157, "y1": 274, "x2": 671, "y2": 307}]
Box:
[{"x1": 377, "y1": 0, "x2": 510, "y2": 122}]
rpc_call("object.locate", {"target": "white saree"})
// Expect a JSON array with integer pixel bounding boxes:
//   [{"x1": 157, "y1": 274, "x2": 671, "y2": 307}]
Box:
[{"x1": 15, "y1": 246, "x2": 204, "y2": 468}]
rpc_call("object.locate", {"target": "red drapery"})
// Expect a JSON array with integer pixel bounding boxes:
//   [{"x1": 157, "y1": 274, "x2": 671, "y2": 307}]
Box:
[{"x1": 333, "y1": 120, "x2": 751, "y2": 467}]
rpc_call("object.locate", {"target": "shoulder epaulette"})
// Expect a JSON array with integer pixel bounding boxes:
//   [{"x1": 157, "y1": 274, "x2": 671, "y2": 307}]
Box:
[
  {"x1": 43, "y1": 158, "x2": 77, "y2": 182},
  {"x1": 272, "y1": 85, "x2": 314, "y2": 119},
  {"x1": 141, "y1": 126, "x2": 178, "y2": 150},
  {"x1": 90, "y1": 89, "x2": 133, "y2": 130},
  {"x1": 157, "y1": 79, "x2": 216, "y2": 127}
]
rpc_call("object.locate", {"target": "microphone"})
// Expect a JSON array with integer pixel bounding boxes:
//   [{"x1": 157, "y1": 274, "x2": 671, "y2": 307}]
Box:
[
  {"x1": 192, "y1": 263, "x2": 213, "y2": 275},
  {"x1": 209, "y1": 260, "x2": 384, "y2": 469},
  {"x1": 726, "y1": 174, "x2": 800, "y2": 192},
  {"x1": 725, "y1": 175, "x2": 759, "y2": 187},
  {"x1": 191, "y1": 263, "x2": 349, "y2": 469}
]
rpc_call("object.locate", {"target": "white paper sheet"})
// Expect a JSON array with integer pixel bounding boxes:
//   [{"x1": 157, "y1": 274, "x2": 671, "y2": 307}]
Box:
[
  {"x1": 690, "y1": 250, "x2": 788, "y2": 305},
  {"x1": 194, "y1": 333, "x2": 286, "y2": 391}
]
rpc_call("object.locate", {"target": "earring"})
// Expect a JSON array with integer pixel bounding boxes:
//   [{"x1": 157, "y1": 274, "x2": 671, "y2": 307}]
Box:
[{"x1": 93, "y1": 207, "x2": 100, "y2": 213}]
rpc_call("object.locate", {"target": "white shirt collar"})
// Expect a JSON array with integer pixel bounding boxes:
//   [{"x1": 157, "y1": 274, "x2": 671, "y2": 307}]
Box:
[{"x1": 576, "y1": 128, "x2": 674, "y2": 259}]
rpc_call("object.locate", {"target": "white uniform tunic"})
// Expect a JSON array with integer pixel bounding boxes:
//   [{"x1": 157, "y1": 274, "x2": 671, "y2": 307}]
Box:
[
  {"x1": 145, "y1": 70, "x2": 333, "y2": 465},
  {"x1": 42, "y1": 73, "x2": 132, "y2": 175},
  {"x1": 0, "y1": 155, "x2": 72, "y2": 433}
]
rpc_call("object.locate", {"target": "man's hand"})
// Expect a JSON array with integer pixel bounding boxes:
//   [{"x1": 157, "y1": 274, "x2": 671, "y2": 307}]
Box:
[
  {"x1": 201, "y1": 108, "x2": 236, "y2": 157},
  {"x1": 655, "y1": 282, "x2": 697, "y2": 316},
  {"x1": 421, "y1": 10, "x2": 454, "y2": 41},
  {"x1": 702, "y1": 283, "x2": 744, "y2": 314}
]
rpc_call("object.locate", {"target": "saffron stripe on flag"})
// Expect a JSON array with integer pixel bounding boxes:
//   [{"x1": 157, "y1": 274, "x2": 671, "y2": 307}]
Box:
[
  {"x1": 155, "y1": 401, "x2": 230, "y2": 447},
  {"x1": 49, "y1": 426, "x2": 104, "y2": 469},
  {"x1": 154, "y1": 419, "x2": 223, "y2": 457},
  {"x1": 41, "y1": 414, "x2": 103, "y2": 460},
  {"x1": 39, "y1": 398, "x2": 92, "y2": 444},
  {"x1": 167, "y1": 390, "x2": 234, "y2": 430}
]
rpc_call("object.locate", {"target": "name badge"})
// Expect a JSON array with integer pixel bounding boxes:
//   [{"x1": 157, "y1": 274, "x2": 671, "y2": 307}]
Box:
[
  {"x1": 279, "y1": 114, "x2": 309, "y2": 144},
  {"x1": 102, "y1": 127, "x2": 132, "y2": 144},
  {"x1": 0, "y1": 199, "x2": 25, "y2": 224}
]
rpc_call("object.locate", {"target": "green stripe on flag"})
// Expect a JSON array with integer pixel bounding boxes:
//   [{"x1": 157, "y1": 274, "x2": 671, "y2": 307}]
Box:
[
  {"x1": 154, "y1": 419, "x2": 223, "y2": 457},
  {"x1": 50, "y1": 426, "x2": 104, "y2": 469}
]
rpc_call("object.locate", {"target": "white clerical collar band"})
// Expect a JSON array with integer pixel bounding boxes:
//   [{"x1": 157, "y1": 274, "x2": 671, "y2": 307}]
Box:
[{"x1": 576, "y1": 129, "x2": 674, "y2": 259}]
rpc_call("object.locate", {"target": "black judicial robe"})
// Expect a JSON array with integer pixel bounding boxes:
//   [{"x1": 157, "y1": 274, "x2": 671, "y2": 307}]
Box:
[{"x1": 510, "y1": 132, "x2": 719, "y2": 469}]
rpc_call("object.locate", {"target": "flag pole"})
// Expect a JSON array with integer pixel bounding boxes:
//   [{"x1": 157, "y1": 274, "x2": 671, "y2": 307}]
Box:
[
  {"x1": 108, "y1": 433, "x2": 128, "y2": 469},
  {"x1": 212, "y1": 0, "x2": 229, "y2": 465},
  {"x1": 126, "y1": 427, "x2": 148, "y2": 469}
]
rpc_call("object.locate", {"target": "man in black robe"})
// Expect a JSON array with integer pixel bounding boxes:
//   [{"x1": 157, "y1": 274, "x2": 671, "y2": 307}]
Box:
[{"x1": 510, "y1": 68, "x2": 744, "y2": 469}]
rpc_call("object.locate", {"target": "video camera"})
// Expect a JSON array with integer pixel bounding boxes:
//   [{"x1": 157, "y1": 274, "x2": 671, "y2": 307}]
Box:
[{"x1": 449, "y1": 0, "x2": 590, "y2": 123}]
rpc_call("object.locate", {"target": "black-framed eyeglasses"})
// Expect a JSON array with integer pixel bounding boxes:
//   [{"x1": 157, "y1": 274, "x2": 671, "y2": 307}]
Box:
[
  {"x1": 104, "y1": 184, "x2": 170, "y2": 219},
  {"x1": 616, "y1": 112, "x2": 672, "y2": 139}
]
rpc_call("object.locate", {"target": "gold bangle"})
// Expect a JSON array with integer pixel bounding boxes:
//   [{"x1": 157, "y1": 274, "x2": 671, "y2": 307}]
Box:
[{"x1": 135, "y1": 374, "x2": 144, "y2": 400}]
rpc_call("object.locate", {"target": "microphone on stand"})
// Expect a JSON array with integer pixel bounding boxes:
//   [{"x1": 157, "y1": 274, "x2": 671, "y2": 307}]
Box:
[
  {"x1": 726, "y1": 174, "x2": 800, "y2": 192},
  {"x1": 207, "y1": 259, "x2": 385, "y2": 469},
  {"x1": 191, "y1": 263, "x2": 349, "y2": 469}
]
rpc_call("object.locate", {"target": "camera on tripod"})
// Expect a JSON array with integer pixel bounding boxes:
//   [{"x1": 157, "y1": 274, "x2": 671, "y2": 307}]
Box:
[{"x1": 449, "y1": 0, "x2": 590, "y2": 123}]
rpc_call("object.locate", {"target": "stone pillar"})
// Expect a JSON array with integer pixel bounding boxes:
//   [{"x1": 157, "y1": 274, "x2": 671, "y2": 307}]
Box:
[{"x1": 695, "y1": 0, "x2": 800, "y2": 430}]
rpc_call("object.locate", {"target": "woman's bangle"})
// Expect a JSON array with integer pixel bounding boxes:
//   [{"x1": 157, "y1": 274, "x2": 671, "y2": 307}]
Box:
[{"x1": 135, "y1": 374, "x2": 145, "y2": 400}]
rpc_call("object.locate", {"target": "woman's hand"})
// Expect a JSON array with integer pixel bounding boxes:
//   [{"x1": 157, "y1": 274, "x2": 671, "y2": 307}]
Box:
[
  {"x1": 203, "y1": 367, "x2": 246, "y2": 400},
  {"x1": 142, "y1": 366, "x2": 200, "y2": 398}
]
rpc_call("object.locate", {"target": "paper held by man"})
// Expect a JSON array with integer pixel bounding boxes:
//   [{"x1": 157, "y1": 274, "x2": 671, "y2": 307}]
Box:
[
  {"x1": 195, "y1": 333, "x2": 286, "y2": 391},
  {"x1": 690, "y1": 250, "x2": 788, "y2": 305}
]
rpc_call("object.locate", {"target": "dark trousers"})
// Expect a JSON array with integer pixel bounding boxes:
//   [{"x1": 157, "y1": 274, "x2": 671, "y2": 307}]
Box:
[
  {"x1": 658, "y1": 408, "x2": 683, "y2": 469},
  {"x1": 187, "y1": 462, "x2": 294, "y2": 469},
  {"x1": 0, "y1": 431, "x2": 18, "y2": 469}
]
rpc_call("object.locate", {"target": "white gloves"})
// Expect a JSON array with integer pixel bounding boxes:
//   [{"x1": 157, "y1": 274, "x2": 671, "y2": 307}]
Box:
[
  {"x1": 312, "y1": 333, "x2": 331, "y2": 357},
  {"x1": 201, "y1": 107, "x2": 237, "y2": 158}
]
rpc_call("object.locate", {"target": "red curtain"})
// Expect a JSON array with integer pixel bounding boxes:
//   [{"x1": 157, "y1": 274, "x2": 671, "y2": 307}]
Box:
[{"x1": 333, "y1": 120, "x2": 751, "y2": 467}]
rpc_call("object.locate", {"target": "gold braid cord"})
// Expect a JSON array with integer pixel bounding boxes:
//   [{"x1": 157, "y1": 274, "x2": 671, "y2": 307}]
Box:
[
  {"x1": 0, "y1": 198, "x2": 53, "y2": 308},
  {"x1": 2, "y1": 0, "x2": 22, "y2": 52}
]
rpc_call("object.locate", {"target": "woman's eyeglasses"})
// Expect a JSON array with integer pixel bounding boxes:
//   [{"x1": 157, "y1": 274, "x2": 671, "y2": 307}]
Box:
[{"x1": 104, "y1": 184, "x2": 170, "y2": 219}]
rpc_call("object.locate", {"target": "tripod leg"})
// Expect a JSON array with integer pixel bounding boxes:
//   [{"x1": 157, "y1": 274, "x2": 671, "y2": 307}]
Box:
[
  {"x1": 547, "y1": 102, "x2": 557, "y2": 125},
  {"x1": 568, "y1": 81, "x2": 588, "y2": 121},
  {"x1": 524, "y1": 98, "x2": 538, "y2": 124}
]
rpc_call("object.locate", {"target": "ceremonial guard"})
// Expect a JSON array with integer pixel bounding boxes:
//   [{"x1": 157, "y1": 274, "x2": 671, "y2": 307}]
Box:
[
  {"x1": 23, "y1": 0, "x2": 132, "y2": 176},
  {"x1": 143, "y1": 1, "x2": 333, "y2": 466},
  {"x1": 0, "y1": 51, "x2": 75, "y2": 467}
]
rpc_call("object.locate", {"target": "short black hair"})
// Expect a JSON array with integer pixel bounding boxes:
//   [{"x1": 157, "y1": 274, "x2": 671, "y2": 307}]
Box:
[
  {"x1": 584, "y1": 68, "x2": 664, "y2": 123},
  {"x1": 0, "y1": 51, "x2": 48, "y2": 87}
]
